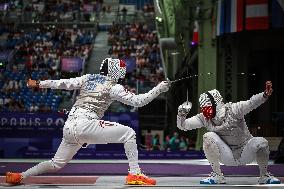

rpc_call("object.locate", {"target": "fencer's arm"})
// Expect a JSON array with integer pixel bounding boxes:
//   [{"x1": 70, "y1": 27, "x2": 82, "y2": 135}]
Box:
[
  {"x1": 109, "y1": 81, "x2": 170, "y2": 107},
  {"x1": 177, "y1": 113, "x2": 204, "y2": 131},
  {"x1": 27, "y1": 75, "x2": 87, "y2": 90},
  {"x1": 232, "y1": 92, "x2": 267, "y2": 118}
]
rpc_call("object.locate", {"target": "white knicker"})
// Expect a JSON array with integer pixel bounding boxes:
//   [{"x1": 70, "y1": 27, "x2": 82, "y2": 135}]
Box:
[
  {"x1": 64, "y1": 106, "x2": 136, "y2": 147},
  {"x1": 205, "y1": 132, "x2": 268, "y2": 166},
  {"x1": 22, "y1": 107, "x2": 137, "y2": 178}
]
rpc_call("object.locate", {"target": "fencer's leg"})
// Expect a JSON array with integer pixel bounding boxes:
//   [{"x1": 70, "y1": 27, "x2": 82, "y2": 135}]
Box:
[
  {"x1": 201, "y1": 132, "x2": 237, "y2": 184},
  {"x1": 256, "y1": 139, "x2": 269, "y2": 177},
  {"x1": 239, "y1": 137, "x2": 280, "y2": 184},
  {"x1": 122, "y1": 131, "x2": 156, "y2": 185},
  {"x1": 83, "y1": 120, "x2": 140, "y2": 174},
  {"x1": 82, "y1": 120, "x2": 156, "y2": 185},
  {"x1": 21, "y1": 127, "x2": 81, "y2": 178},
  {"x1": 203, "y1": 132, "x2": 222, "y2": 175},
  {"x1": 124, "y1": 133, "x2": 141, "y2": 174},
  {"x1": 238, "y1": 137, "x2": 269, "y2": 176}
]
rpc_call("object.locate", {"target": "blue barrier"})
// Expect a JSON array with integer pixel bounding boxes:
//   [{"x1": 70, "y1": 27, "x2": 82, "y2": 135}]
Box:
[{"x1": 0, "y1": 112, "x2": 139, "y2": 158}]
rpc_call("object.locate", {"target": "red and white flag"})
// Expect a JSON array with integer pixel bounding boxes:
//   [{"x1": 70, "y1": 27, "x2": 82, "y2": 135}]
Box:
[
  {"x1": 245, "y1": 0, "x2": 269, "y2": 30},
  {"x1": 192, "y1": 6, "x2": 200, "y2": 44},
  {"x1": 192, "y1": 20, "x2": 199, "y2": 44}
]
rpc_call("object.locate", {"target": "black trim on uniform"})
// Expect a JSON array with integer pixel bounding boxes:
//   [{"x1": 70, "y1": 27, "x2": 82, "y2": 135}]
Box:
[
  {"x1": 100, "y1": 59, "x2": 109, "y2": 76},
  {"x1": 206, "y1": 92, "x2": 217, "y2": 118}
]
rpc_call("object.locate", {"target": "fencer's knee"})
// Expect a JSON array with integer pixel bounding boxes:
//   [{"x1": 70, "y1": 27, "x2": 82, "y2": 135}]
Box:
[
  {"x1": 125, "y1": 127, "x2": 136, "y2": 143},
  {"x1": 50, "y1": 159, "x2": 67, "y2": 171},
  {"x1": 203, "y1": 132, "x2": 218, "y2": 141},
  {"x1": 250, "y1": 137, "x2": 269, "y2": 152},
  {"x1": 203, "y1": 132, "x2": 219, "y2": 150}
]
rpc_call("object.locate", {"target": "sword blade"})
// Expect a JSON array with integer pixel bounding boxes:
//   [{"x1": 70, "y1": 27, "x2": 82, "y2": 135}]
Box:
[
  {"x1": 170, "y1": 76, "x2": 191, "y2": 83},
  {"x1": 171, "y1": 73, "x2": 215, "y2": 83}
]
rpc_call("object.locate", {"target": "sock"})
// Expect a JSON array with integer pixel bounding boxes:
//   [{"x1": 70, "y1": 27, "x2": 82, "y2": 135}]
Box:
[
  {"x1": 124, "y1": 136, "x2": 141, "y2": 175},
  {"x1": 22, "y1": 160, "x2": 60, "y2": 178}
]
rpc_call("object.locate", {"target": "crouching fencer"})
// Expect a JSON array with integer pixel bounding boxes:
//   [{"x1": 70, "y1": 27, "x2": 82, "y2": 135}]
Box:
[
  {"x1": 177, "y1": 81, "x2": 281, "y2": 184},
  {"x1": 6, "y1": 58, "x2": 170, "y2": 185}
]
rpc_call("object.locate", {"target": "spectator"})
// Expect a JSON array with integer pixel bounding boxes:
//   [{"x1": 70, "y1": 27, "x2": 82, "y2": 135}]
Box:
[
  {"x1": 188, "y1": 138, "x2": 196, "y2": 150},
  {"x1": 152, "y1": 134, "x2": 161, "y2": 150},
  {"x1": 179, "y1": 136, "x2": 188, "y2": 151},
  {"x1": 8, "y1": 98, "x2": 24, "y2": 112},
  {"x1": 29, "y1": 103, "x2": 39, "y2": 112},
  {"x1": 107, "y1": 5, "x2": 111, "y2": 13},
  {"x1": 169, "y1": 132, "x2": 180, "y2": 151},
  {"x1": 102, "y1": 6, "x2": 106, "y2": 16},
  {"x1": 163, "y1": 134, "x2": 171, "y2": 151},
  {"x1": 145, "y1": 130, "x2": 153, "y2": 151},
  {"x1": 121, "y1": 6, "x2": 127, "y2": 22}
]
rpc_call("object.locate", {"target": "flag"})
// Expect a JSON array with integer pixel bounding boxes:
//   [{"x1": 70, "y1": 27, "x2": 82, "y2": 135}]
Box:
[
  {"x1": 245, "y1": 0, "x2": 269, "y2": 30},
  {"x1": 192, "y1": 6, "x2": 200, "y2": 44},
  {"x1": 217, "y1": 0, "x2": 244, "y2": 36},
  {"x1": 192, "y1": 20, "x2": 199, "y2": 44},
  {"x1": 217, "y1": 0, "x2": 226, "y2": 36},
  {"x1": 271, "y1": 0, "x2": 284, "y2": 28},
  {"x1": 230, "y1": 0, "x2": 244, "y2": 32}
]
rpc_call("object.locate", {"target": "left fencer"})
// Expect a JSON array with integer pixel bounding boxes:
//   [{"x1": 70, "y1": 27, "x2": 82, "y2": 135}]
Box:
[
  {"x1": 177, "y1": 81, "x2": 281, "y2": 184},
  {"x1": 6, "y1": 58, "x2": 170, "y2": 185}
]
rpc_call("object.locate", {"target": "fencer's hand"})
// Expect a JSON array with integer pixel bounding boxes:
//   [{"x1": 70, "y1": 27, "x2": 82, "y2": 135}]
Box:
[
  {"x1": 27, "y1": 79, "x2": 37, "y2": 88},
  {"x1": 264, "y1": 81, "x2": 273, "y2": 98},
  {"x1": 178, "y1": 101, "x2": 192, "y2": 116},
  {"x1": 157, "y1": 79, "x2": 171, "y2": 93}
]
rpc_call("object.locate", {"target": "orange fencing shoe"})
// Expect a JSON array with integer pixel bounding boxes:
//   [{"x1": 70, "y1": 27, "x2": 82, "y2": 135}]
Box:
[
  {"x1": 6, "y1": 172, "x2": 22, "y2": 185},
  {"x1": 126, "y1": 173, "x2": 156, "y2": 185}
]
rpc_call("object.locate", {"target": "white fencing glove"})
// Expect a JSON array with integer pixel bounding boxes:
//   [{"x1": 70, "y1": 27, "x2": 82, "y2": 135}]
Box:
[
  {"x1": 178, "y1": 101, "x2": 192, "y2": 117},
  {"x1": 157, "y1": 79, "x2": 171, "y2": 93}
]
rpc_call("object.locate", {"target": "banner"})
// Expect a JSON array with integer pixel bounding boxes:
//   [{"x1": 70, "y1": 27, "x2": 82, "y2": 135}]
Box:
[
  {"x1": 192, "y1": 21, "x2": 199, "y2": 44},
  {"x1": 0, "y1": 112, "x2": 67, "y2": 127},
  {"x1": 217, "y1": 0, "x2": 225, "y2": 36},
  {"x1": 61, "y1": 57, "x2": 84, "y2": 72},
  {"x1": 271, "y1": 0, "x2": 284, "y2": 28},
  {"x1": 0, "y1": 112, "x2": 139, "y2": 158},
  {"x1": 230, "y1": 0, "x2": 244, "y2": 33},
  {"x1": 217, "y1": 0, "x2": 244, "y2": 36},
  {"x1": 245, "y1": 0, "x2": 269, "y2": 30},
  {"x1": 0, "y1": 112, "x2": 206, "y2": 159},
  {"x1": 22, "y1": 150, "x2": 205, "y2": 159}
]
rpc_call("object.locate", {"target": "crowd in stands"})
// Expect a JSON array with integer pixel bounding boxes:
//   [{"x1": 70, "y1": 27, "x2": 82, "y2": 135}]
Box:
[
  {"x1": 144, "y1": 132, "x2": 196, "y2": 151},
  {"x1": 23, "y1": 0, "x2": 103, "y2": 22},
  {"x1": 107, "y1": 22, "x2": 165, "y2": 112},
  {"x1": 143, "y1": 4, "x2": 155, "y2": 14},
  {"x1": 1, "y1": 0, "x2": 107, "y2": 23},
  {"x1": 0, "y1": 0, "x2": 23, "y2": 22},
  {"x1": 0, "y1": 0, "x2": 23, "y2": 11},
  {"x1": 108, "y1": 22, "x2": 164, "y2": 91},
  {"x1": 1, "y1": 1, "x2": 163, "y2": 114},
  {"x1": 0, "y1": 25, "x2": 95, "y2": 112}
]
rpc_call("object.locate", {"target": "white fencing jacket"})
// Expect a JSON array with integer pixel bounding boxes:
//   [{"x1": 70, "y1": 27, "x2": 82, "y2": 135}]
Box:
[
  {"x1": 177, "y1": 93, "x2": 267, "y2": 159},
  {"x1": 39, "y1": 74, "x2": 163, "y2": 119}
]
